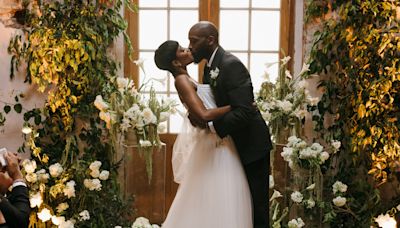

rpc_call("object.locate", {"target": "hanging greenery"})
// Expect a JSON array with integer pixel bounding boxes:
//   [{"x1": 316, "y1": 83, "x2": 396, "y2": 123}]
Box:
[
  {"x1": 7, "y1": 0, "x2": 137, "y2": 226},
  {"x1": 306, "y1": 0, "x2": 399, "y2": 226}
]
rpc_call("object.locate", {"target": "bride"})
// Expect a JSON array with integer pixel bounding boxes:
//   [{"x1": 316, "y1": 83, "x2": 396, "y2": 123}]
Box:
[{"x1": 154, "y1": 40, "x2": 252, "y2": 228}]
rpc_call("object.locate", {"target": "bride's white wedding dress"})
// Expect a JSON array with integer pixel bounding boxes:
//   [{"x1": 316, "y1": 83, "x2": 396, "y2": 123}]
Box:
[{"x1": 162, "y1": 84, "x2": 252, "y2": 228}]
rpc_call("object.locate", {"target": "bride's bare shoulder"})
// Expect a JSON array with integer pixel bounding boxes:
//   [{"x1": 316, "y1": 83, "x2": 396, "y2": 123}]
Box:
[{"x1": 174, "y1": 74, "x2": 197, "y2": 90}]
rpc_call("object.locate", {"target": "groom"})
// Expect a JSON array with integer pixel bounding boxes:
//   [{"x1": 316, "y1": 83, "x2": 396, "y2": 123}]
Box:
[{"x1": 188, "y1": 21, "x2": 272, "y2": 228}]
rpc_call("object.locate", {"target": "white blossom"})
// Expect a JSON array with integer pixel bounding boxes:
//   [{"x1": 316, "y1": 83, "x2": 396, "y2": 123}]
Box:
[
  {"x1": 25, "y1": 173, "x2": 38, "y2": 183},
  {"x1": 99, "y1": 170, "x2": 110, "y2": 181},
  {"x1": 30, "y1": 192, "x2": 43, "y2": 208},
  {"x1": 94, "y1": 95, "x2": 109, "y2": 111},
  {"x1": 331, "y1": 140, "x2": 341, "y2": 153},
  {"x1": 22, "y1": 159, "x2": 37, "y2": 174},
  {"x1": 319, "y1": 151, "x2": 330, "y2": 164},
  {"x1": 210, "y1": 67, "x2": 220, "y2": 79},
  {"x1": 307, "y1": 96, "x2": 320, "y2": 106},
  {"x1": 270, "y1": 189, "x2": 283, "y2": 202},
  {"x1": 90, "y1": 169, "x2": 100, "y2": 178},
  {"x1": 59, "y1": 220, "x2": 75, "y2": 228},
  {"x1": 332, "y1": 181, "x2": 348, "y2": 194},
  {"x1": 52, "y1": 216, "x2": 66, "y2": 226},
  {"x1": 89, "y1": 161, "x2": 102, "y2": 171},
  {"x1": 142, "y1": 108, "x2": 157, "y2": 124},
  {"x1": 132, "y1": 217, "x2": 150, "y2": 227},
  {"x1": 306, "y1": 183, "x2": 315, "y2": 190},
  {"x1": 375, "y1": 213, "x2": 397, "y2": 228},
  {"x1": 63, "y1": 180, "x2": 76, "y2": 198},
  {"x1": 79, "y1": 210, "x2": 90, "y2": 221},
  {"x1": 22, "y1": 126, "x2": 32, "y2": 134},
  {"x1": 56, "y1": 203, "x2": 69, "y2": 213},
  {"x1": 49, "y1": 163, "x2": 63, "y2": 178},
  {"x1": 288, "y1": 217, "x2": 305, "y2": 228},
  {"x1": 36, "y1": 169, "x2": 50, "y2": 183},
  {"x1": 291, "y1": 191, "x2": 303, "y2": 203},
  {"x1": 84, "y1": 179, "x2": 102, "y2": 191},
  {"x1": 38, "y1": 208, "x2": 52, "y2": 222},
  {"x1": 285, "y1": 70, "x2": 292, "y2": 79},
  {"x1": 298, "y1": 63, "x2": 310, "y2": 76},
  {"x1": 306, "y1": 198, "x2": 315, "y2": 209},
  {"x1": 281, "y1": 56, "x2": 291, "y2": 65},
  {"x1": 332, "y1": 196, "x2": 346, "y2": 207}
]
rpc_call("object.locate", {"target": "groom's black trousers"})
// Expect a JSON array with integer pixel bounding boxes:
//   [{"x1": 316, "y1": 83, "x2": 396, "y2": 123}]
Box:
[{"x1": 243, "y1": 156, "x2": 269, "y2": 228}]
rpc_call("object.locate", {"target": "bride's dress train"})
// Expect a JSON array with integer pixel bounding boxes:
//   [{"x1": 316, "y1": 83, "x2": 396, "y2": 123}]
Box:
[{"x1": 162, "y1": 85, "x2": 252, "y2": 228}]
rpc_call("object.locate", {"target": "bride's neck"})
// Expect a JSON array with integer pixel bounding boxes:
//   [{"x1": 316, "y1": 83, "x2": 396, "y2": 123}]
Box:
[{"x1": 173, "y1": 66, "x2": 188, "y2": 76}]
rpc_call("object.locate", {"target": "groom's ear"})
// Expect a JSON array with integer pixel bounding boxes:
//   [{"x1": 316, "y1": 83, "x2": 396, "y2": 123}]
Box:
[{"x1": 207, "y1": 35, "x2": 216, "y2": 45}]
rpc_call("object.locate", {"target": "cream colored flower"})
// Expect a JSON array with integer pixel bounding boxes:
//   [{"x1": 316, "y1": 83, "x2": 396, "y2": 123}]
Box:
[
  {"x1": 38, "y1": 208, "x2": 52, "y2": 222},
  {"x1": 319, "y1": 151, "x2": 330, "y2": 164},
  {"x1": 280, "y1": 56, "x2": 291, "y2": 65},
  {"x1": 49, "y1": 163, "x2": 63, "y2": 178},
  {"x1": 139, "y1": 140, "x2": 152, "y2": 147},
  {"x1": 22, "y1": 159, "x2": 37, "y2": 174},
  {"x1": 30, "y1": 192, "x2": 42, "y2": 208},
  {"x1": 291, "y1": 191, "x2": 303, "y2": 203},
  {"x1": 22, "y1": 126, "x2": 32, "y2": 134},
  {"x1": 89, "y1": 161, "x2": 102, "y2": 171},
  {"x1": 25, "y1": 173, "x2": 38, "y2": 183},
  {"x1": 79, "y1": 210, "x2": 90, "y2": 221},
  {"x1": 90, "y1": 169, "x2": 100, "y2": 178},
  {"x1": 99, "y1": 170, "x2": 110, "y2": 181},
  {"x1": 298, "y1": 63, "x2": 310, "y2": 76},
  {"x1": 332, "y1": 196, "x2": 346, "y2": 207},
  {"x1": 63, "y1": 180, "x2": 76, "y2": 198},
  {"x1": 306, "y1": 198, "x2": 315, "y2": 209},
  {"x1": 306, "y1": 183, "x2": 315, "y2": 190},
  {"x1": 142, "y1": 108, "x2": 156, "y2": 124},
  {"x1": 288, "y1": 217, "x2": 305, "y2": 228},
  {"x1": 52, "y1": 216, "x2": 66, "y2": 226},
  {"x1": 332, "y1": 181, "x2": 348, "y2": 194},
  {"x1": 94, "y1": 95, "x2": 109, "y2": 111},
  {"x1": 270, "y1": 189, "x2": 282, "y2": 202},
  {"x1": 375, "y1": 213, "x2": 397, "y2": 228},
  {"x1": 56, "y1": 202, "x2": 69, "y2": 213},
  {"x1": 269, "y1": 175, "x2": 274, "y2": 189}
]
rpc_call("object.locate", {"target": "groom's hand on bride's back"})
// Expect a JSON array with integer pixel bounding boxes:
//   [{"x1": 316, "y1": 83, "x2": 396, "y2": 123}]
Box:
[{"x1": 188, "y1": 113, "x2": 207, "y2": 129}]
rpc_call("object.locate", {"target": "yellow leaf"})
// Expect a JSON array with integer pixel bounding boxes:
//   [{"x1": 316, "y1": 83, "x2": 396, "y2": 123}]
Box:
[{"x1": 357, "y1": 104, "x2": 366, "y2": 118}]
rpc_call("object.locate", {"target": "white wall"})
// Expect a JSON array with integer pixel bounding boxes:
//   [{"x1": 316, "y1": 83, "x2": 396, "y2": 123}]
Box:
[{"x1": 0, "y1": 23, "x2": 45, "y2": 156}]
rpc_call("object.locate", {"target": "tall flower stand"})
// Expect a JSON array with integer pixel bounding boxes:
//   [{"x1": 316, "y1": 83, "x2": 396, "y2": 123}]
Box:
[{"x1": 122, "y1": 143, "x2": 167, "y2": 224}]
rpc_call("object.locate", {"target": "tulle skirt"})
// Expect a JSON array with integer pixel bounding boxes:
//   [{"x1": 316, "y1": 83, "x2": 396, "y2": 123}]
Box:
[{"x1": 162, "y1": 117, "x2": 253, "y2": 228}]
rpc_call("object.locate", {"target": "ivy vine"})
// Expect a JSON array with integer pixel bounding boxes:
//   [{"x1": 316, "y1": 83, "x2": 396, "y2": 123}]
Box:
[
  {"x1": 7, "y1": 0, "x2": 136, "y2": 226},
  {"x1": 306, "y1": 0, "x2": 400, "y2": 226}
]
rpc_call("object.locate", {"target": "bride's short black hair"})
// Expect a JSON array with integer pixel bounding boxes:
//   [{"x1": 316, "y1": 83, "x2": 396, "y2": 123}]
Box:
[{"x1": 154, "y1": 40, "x2": 179, "y2": 73}]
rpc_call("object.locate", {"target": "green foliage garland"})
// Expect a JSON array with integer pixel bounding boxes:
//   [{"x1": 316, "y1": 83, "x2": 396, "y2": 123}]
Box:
[
  {"x1": 306, "y1": 0, "x2": 400, "y2": 226},
  {"x1": 7, "y1": 0, "x2": 136, "y2": 226}
]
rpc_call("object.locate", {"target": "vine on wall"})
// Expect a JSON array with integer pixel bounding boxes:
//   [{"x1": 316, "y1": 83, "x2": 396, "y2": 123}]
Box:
[
  {"x1": 7, "y1": 0, "x2": 137, "y2": 226},
  {"x1": 306, "y1": 0, "x2": 400, "y2": 226}
]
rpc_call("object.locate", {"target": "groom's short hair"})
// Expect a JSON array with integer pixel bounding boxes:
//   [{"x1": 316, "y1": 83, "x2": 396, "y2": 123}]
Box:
[{"x1": 154, "y1": 40, "x2": 179, "y2": 73}]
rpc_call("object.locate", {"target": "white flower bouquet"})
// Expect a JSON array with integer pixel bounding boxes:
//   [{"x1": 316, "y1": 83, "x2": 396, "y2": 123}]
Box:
[{"x1": 94, "y1": 61, "x2": 177, "y2": 180}]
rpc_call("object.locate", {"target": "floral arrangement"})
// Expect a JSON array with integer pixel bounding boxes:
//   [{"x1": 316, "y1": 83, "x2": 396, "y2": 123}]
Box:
[
  {"x1": 257, "y1": 56, "x2": 317, "y2": 143},
  {"x1": 94, "y1": 61, "x2": 177, "y2": 180},
  {"x1": 22, "y1": 158, "x2": 113, "y2": 227}
]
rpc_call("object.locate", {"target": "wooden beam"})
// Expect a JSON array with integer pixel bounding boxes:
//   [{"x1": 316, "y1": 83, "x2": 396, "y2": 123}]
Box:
[{"x1": 124, "y1": 0, "x2": 139, "y2": 86}]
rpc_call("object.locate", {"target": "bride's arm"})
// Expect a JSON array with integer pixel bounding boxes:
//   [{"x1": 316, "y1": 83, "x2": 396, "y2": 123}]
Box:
[{"x1": 174, "y1": 74, "x2": 230, "y2": 121}]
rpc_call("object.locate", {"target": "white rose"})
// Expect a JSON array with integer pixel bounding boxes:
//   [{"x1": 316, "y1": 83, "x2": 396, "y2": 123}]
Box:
[
  {"x1": 306, "y1": 198, "x2": 315, "y2": 209},
  {"x1": 37, "y1": 208, "x2": 52, "y2": 222},
  {"x1": 22, "y1": 126, "x2": 32, "y2": 134},
  {"x1": 30, "y1": 192, "x2": 43, "y2": 208},
  {"x1": 281, "y1": 147, "x2": 293, "y2": 162},
  {"x1": 49, "y1": 163, "x2": 64, "y2": 178},
  {"x1": 310, "y1": 143, "x2": 323, "y2": 153},
  {"x1": 375, "y1": 214, "x2": 397, "y2": 228},
  {"x1": 63, "y1": 180, "x2": 76, "y2": 198},
  {"x1": 22, "y1": 159, "x2": 37, "y2": 174},
  {"x1": 59, "y1": 220, "x2": 75, "y2": 228},
  {"x1": 90, "y1": 169, "x2": 100, "y2": 178},
  {"x1": 79, "y1": 210, "x2": 90, "y2": 221},
  {"x1": 332, "y1": 196, "x2": 346, "y2": 207},
  {"x1": 25, "y1": 173, "x2": 37, "y2": 183},
  {"x1": 319, "y1": 151, "x2": 330, "y2": 164},
  {"x1": 132, "y1": 217, "x2": 150, "y2": 227},
  {"x1": 99, "y1": 111, "x2": 112, "y2": 129},
  {"x1": 142, "y1": 108, "x2": 156, "y2": 124},
  {"x1": 279, "y1": 100, "x2": 293, "y2": 112},
  {"x1": 56, "y1": 203, "x2": 69, "y2": 213},
  {"x1": 36, "y1": 169, "x2": 50, "y2": 183},
  {"x1": 291, "y1": 191, "x2": 303, "y2": 203},
  {"x1": 288, "y1": 217, "x2": 305, "y2": 228},
  {"x1": 332, "y1": 181, "x2": 348, "y2": 194},
  {"x1": 99, "y1": 170, "x2": 110, "y2": 181},
  {"x1": 52, "y1": 216, "x2": 66, "y2": 225},
  {"x1": 94, "y1": 95, "x2": 109, "y2": 111},
  {"x1": 261, "y1": 111, "x2": 271, "y2": 121},
  {"x1": 89, "y1": 161, "x2": 102, "y2": 171}
]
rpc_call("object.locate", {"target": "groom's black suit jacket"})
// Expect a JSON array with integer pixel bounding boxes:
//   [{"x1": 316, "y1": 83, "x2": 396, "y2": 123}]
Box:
[
  {"x1": 203, "y1": 47, "x2": 272, "y2": 164},
  {"x1": 0, "y1": 185, "x2": 30, "y2": 228}
]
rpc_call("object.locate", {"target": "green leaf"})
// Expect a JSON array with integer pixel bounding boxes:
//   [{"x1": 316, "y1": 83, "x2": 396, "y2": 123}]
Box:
[
  {"x1": 3, "y1": 106, "x2": 11, "y2": 114},
  {"x1": 13, "y1": 104, "x2": 22, "y2": 113}
]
